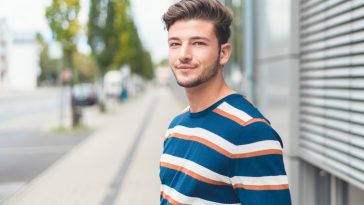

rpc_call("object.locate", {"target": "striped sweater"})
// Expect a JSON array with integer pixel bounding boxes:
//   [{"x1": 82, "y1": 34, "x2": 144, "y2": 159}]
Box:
[{"x1": 160, "y1": 93, "x2": 292, "y2": 205}]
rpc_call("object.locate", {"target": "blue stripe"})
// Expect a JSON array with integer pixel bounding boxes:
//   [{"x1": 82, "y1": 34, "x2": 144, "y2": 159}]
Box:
[
  {"x1": 163, "y1": 137, "x2": 230, "y2": 176},
  {"x1": 236, "y1": 123, "x2": 283, "y2": 147},
  {"x1": 231, "y1": 155, "x2": 287, "y2": 177},
  {"x1": 161, "y1": 166, "x2": 239, "y2": 204},
  {"x1": 235, "y1": 189, "x2": 291, "y2": 205},
  {"x1": 169, "y1": 112, "x2": 280, "y2": 147}
]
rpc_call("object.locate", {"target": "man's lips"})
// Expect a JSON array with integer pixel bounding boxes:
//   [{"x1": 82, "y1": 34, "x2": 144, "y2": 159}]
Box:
[{"x1": 176, "y1": 65, "x2": 196, "y2": 70}]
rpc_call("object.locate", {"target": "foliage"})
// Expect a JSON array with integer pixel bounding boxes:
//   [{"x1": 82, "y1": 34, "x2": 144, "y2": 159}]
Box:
[
  {"x1": 36, "y1": 33, "x2": 59, "y2": 85},
  {"x1": 45, "y1": 0, "x2": 80, "y2": 53},
  {"x1": 73, "y1": 52, "x2": 99, "y2": 83},
  {"x1": 158, "y1": 58, "x2": 169, "y2": 67},
  {"x1": 142, "y1": 50, "x2": 154, "y2": 79},
  {"x1": 46, "y1": 0, "x2": 81, "y2": 85},
  {"x1": 37, "y1": 32, "x2": 99, "y2": 84},
  {"x1": 88, "y1": 0, "x2": 154, "y2": 79},
  {"x1": 88, "y1": 0, "x2": 113, "y2": 74}
]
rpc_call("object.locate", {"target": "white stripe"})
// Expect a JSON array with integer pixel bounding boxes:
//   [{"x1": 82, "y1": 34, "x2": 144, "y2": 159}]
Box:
[
  {"x1": 160, "y1": 154, "x2": 231, "y2": 184},
  {"x1": 231, "y1": 175, "x2": 288, "y2": 186},
  {"x1": 165, "y1": 126, "x2": 282, "y2": 154},
  {"x1": 237, "y1": 140, "x2": 283, "y2": 154},
  {"x1": 182, "y1": 106, "x2": 190, "y2": 113},
  {"x1": 161, "y1": 185, "x2": 240, "y2": 205},
  {"x1": 217, "y1": 102, "x2": 252, "y2": 122}
]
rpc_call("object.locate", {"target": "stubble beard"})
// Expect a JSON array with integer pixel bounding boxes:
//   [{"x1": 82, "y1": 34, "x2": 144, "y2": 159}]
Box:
[{"x1": 173, "y1": 56, "x2": 220, "y2": 88}]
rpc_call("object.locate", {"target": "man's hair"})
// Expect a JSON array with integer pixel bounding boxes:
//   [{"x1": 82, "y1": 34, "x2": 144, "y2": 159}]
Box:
[{"x1": 162, "y1": 0, "x2": 233, "y2": 44}]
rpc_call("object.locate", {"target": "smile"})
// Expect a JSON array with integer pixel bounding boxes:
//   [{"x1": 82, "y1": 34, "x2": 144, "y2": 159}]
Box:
[{"x1": 176, "y1": 65, "x2": 196, "y2": 70}]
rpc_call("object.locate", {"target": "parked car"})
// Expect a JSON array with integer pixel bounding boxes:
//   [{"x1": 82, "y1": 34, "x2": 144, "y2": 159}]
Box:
[{"x1": 72, "y1": 83, "x2": 98, "y2": 106}]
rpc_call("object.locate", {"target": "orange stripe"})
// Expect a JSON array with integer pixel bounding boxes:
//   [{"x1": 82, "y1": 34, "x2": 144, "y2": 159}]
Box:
[
  {"x1": 165, "y1": 133, "x2": 282, "y2": 158},
  {"x1": 166, "y1": 133, "x2": 233, "y2": 158},
  {"x1": 213, "y1": 108, "x2": 246, "y2": 126},
  {"x1": 244, "y1": 118, "x2": 270, "y2": 126},
  {"x1": 160, "y1": 162, "x2": 230, "y2": 186},
  {"x1": 233, "y1": 149, "x2": 283, "y2": 158},
  {"x1": 161, "y1": 191, "x2": 185, "y2": 205},
  {"x1": 233, "y1": 183, "x2": 289, "y2": 190},
  {"x1": 213, "y1": 108, "x2": 270, "y2": 126}
]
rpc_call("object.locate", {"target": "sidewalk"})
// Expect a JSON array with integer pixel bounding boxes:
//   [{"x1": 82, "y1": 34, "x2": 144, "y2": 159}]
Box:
[{"x1": 3, "y1": 86, "x2": 184, "y2": 205}]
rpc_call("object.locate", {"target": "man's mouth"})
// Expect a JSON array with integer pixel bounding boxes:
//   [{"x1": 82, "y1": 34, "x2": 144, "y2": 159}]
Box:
[{"x1": 177, "y1": 65, "x2": 196, "y2": 70}]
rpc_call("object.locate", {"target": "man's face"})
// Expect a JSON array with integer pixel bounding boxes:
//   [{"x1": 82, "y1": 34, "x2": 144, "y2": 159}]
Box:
[{"x1": 168, "y1": 19, "x2": 221, "y2": 88}]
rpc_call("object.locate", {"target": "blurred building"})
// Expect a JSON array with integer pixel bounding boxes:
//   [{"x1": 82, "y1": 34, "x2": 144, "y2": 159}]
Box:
[
  {"x1": 222, "y1": 0, "x2": 364, "y2": 205},
  {"x1": 0, "y1": 18, "x2": 10, "y2": 88},
  {"x1": 0, "y1": 18, "x2": 40, "y2": 90},
  {"x1": 6, "y1": 31, "x2": 40, "y2": 90}
]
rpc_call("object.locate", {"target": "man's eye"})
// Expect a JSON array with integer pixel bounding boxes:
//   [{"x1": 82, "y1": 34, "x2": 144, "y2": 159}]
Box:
[
  {"x1": 169, "y1": 43, "x2": 180, "y2": 47},
  {"x1": 193, "y1": 42, "x2": 206, "y2": 46}
]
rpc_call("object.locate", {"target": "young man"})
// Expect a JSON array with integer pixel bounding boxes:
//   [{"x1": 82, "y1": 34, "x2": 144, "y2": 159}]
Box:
[{"x1": 159, "y1": 0, "x2": 292, "y2": 204}]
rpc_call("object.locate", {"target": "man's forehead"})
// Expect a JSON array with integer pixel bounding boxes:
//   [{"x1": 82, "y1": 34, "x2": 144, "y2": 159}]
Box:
[
  {"x1": 168, "y1": 19, "x2": 215, "y2": 40},
  {"x1": 169, "y1": 19, "x2": 214, "y2": 30}
]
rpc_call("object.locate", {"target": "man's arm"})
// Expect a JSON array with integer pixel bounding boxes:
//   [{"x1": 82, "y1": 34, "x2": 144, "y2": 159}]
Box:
[{"x1": 230, "y1": 122, "x2": 292, "y2": 205}]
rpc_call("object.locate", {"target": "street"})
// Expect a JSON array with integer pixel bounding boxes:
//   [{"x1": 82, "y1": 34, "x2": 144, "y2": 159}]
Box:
[
  {"x1": 0, "y1": 87, "x2": 91, "y2": 204},
  {"x1": 0, "y1": 85, "x2": 184, "y2": 205}
]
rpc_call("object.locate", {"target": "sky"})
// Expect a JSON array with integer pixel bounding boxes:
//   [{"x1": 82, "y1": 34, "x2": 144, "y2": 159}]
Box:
[
  {"x1": 0, "y1": 0, "x2": 172, "y2": 62},
  {"x1": 131, "y1": 0, "x2": 173, "y2": 62}
]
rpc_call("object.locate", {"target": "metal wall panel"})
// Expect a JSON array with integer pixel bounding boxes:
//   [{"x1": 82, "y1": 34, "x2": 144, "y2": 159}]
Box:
[{"x1": 299, "y1": 0, "x2": 364, "y2": 190}]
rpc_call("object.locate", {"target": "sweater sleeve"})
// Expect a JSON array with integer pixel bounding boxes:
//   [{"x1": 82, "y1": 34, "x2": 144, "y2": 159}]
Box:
[{"x1": 230, "y1": 122, "x2": 292, "y2": 205}]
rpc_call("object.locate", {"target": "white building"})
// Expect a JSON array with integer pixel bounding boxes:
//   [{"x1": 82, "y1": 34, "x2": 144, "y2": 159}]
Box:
[
  {"x1": 0, "y1": 18, "x2": 10, "y2": 87},
  {"x1": 6, "y1": 32, "x2": 40, "y2": 90},
  {"x1": 0, "y1": 18, "x2": 40, "y2": 90}
]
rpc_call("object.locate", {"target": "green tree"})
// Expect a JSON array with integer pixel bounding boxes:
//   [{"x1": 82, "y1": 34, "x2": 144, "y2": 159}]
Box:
[
  {"x1": 88, "y1": 0, "x2": 113, "y2": 74},
  {"x1": 87, "y1": 0, "x2": 103, "y2": 57},
  {"x1": 36, "y1": 33, "x2": 59, "y2": 85},
  {"x1": 45, "y1": 0, "x2": 81, "y2": 127},
  {"x1": 142, "y1": 50, "x2": 154, "y2": 79},
  {"x1": 158, "y1": 58, "x2": 169, "y2": 67},
  {"x1": 73, "y1": 52, "x2": 99, "y2": 83},
  {"x1": 111, "y1": 0, "x2": 154, "y2": 78},
  {"x1": 88, "y1": 0, "x2": 154, "y2": 79},
  {"x1": 46, "y1": 0, "x2": 80, "y2": 82}
]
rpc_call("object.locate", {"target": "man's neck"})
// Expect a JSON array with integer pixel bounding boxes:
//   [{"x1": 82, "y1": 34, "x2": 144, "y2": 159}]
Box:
[{"x1": 185, "y1": 73, "x2": 236, "y2": 113}]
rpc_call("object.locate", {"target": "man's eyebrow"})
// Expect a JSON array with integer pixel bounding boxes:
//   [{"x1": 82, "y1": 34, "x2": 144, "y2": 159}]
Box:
[
  {"x1": 190, "y1": 36, "x2": 210, "y2": 41},
  {"x1": 168, "y1": 36, "x2": 211, "y2": 41},
  {"x1": 168, "y1": 37, "x2": 179, "y2": 41}
]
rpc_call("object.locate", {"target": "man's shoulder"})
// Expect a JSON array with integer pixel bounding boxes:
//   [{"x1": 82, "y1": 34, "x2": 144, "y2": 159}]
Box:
[
  {"x1": 213, "y1": 94, "x2": 269, "y2": 126},
  {"x1": 212, "y1": 95, "x2": 283, "y2": 146},
  {"x1": 168, "y1": 107, "x2": 190, "y2": 128}
]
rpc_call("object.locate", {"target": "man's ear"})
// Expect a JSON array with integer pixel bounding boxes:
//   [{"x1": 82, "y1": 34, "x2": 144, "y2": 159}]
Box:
[{"x1": 219, "y1": 43, "x2": 232, "y2": 66}]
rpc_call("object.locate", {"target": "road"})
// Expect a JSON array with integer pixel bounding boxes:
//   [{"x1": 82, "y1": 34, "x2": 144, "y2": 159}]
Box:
[{"x1": 0, "y1": 87, "x2": 92, "y2": 204}]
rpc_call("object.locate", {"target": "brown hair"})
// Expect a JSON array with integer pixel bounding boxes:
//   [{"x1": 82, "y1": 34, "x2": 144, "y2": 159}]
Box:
[{"x1": 162, "y1": 0, "x2": 233, "y2": 44}]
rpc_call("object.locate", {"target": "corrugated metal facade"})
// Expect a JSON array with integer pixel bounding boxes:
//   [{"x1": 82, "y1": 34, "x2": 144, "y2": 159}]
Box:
[{"x1": 299, "y1": 0, "x2": 364, "y2": 190}]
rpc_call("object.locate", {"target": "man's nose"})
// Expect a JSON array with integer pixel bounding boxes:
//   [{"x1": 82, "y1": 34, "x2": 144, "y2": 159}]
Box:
[{"x1": 178, "y1": 44, "x2": 192, "y2": 63}]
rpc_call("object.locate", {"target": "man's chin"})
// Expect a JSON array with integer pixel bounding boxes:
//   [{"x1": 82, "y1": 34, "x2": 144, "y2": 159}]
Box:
[
  {"x1": 176, "y1": 79, "x2": 202, "y2": 88},
  {"x1": 177, "y1": 82, "x2": 195, "y2": 88}
]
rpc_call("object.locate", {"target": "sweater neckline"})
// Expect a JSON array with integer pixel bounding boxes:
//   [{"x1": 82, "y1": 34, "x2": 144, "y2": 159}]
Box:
[{"x1": 187, "y1": 93, "x2": 241, "y2": 118}]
